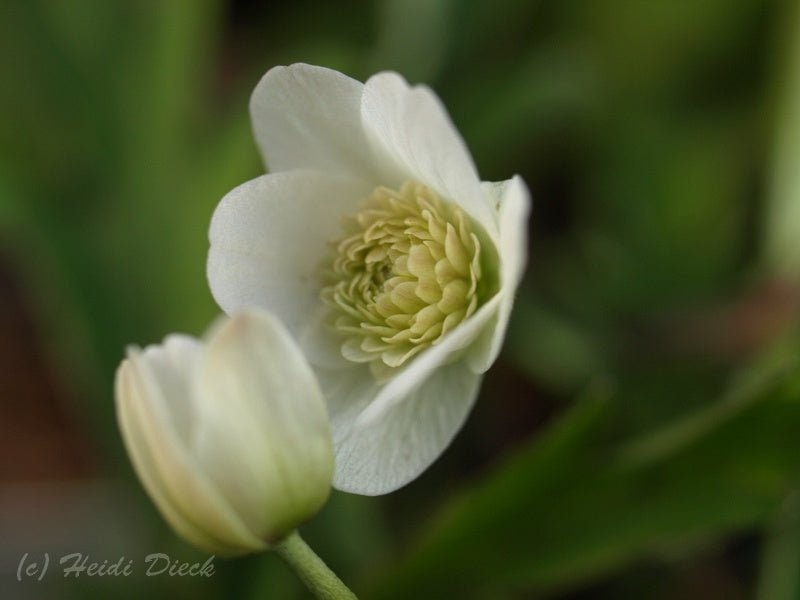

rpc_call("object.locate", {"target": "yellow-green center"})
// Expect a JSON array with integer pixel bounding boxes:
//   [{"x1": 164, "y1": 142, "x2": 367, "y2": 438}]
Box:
[{"x1": 321, "y1": 181, "x2": 486, "y2": 380}]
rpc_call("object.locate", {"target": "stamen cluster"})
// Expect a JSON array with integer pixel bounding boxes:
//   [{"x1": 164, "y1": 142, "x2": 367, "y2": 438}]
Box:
[{"x1": 322, "y1": 182, "x2": 483, "y2": 379}]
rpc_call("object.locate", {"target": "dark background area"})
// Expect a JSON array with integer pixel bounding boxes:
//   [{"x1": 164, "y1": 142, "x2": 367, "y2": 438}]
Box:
[{"x1": 3, "y1": 1, "x2": 800, "y2": 598}]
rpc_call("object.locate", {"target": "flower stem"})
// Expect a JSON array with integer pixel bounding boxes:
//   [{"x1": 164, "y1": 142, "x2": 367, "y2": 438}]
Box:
[{"x1": 274, "y1": 531, "x2": 358, "y2": 599}]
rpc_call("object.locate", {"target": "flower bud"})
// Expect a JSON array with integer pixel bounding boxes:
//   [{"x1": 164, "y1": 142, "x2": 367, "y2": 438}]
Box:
[{"x1": 115, "y1": 309, "x2": 334, "y2": 556}]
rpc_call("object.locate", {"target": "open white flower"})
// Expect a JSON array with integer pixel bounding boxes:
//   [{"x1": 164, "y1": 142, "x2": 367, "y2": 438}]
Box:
[
  {"x1": 116, "y1": 309, "x2": 334, "y2": 555},
  {"x1": 208, "y1": 64, "x2": 530, "y2": 495}
]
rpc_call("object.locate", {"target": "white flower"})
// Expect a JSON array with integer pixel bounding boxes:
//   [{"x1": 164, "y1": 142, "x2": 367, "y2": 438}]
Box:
[
  {"x1": 115, "y1": 309, "x2": 334, "y2": 555},
  {"x1": 208, "y1": 64, "x2": 530, "y2": 495}
]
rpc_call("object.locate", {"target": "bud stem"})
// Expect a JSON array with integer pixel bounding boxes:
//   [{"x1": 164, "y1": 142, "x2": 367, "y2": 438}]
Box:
[{"x1": 274, "y1": 531, "x2": 358, "y2": 599}]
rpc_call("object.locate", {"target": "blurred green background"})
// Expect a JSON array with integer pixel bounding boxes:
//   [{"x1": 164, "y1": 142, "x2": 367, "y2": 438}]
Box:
[{"x1": 3, "y1": 0, "x2": 800, "y2": 598}]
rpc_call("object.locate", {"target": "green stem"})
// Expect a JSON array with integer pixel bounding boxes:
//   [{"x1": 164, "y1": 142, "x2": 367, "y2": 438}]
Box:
[{"x1": 274, "y1": 531, "x2": 358, "y2": 600}]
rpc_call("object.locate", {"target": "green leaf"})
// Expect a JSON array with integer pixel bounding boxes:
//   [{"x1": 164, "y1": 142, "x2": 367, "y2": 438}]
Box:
[
  {"x1": 504, "y1": 296, "x2": 606, "y2": 393},
  {"x1": 368, "y1": 378, "x2": 613, "y2": 597},
  {"x1": 370, "y1": 354, "x2": 800, "y2": 598},
  {"x1": 756, "y1": 487, "x2": 800, "y2": 600},
  {"x1": 369, "y1": 0, "x2": 452, "y2": 82}
]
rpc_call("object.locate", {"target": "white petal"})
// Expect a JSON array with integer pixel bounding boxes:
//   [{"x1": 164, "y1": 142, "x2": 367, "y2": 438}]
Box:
[
  {"x1": 135, "y1": 335, "x2": 198, "y2": 443},
  {"x1": 192, "y1": 310, "x2": 334, "y2": 542},
  {"x1": 349, "y1": 175, "x2": 528, "y2": 426},
  {"x1": 251, "y1": 63, "x2": 389, "y2": 183},
  {"x1": 467, "y1": 176, "x2": 531, "y2": 372},
  {"x1": 116, "y1": 361, "x2": 247, "y2": 555},
  {"x1": 361, "y1": 72, "x2": 498, "y2": 236},
  {"x1": 117, "y1": 341, "x2": 266, "y2": 553},
  {"x1": 356, "y1": 292, "x2": 502, "y2": 425},
  {"x1": 327, "y1": 360, "x2": 482, "y2": 495},
  {"x1": 297, "y1": 300, "x2": 355, "y2": 370},
  {"x1": 207, "y1": 169, "x2": 373, "y2": 346}
]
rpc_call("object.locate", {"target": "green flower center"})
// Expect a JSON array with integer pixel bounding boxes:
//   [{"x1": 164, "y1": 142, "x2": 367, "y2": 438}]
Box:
[{"x1": 321, "y1": 181, "x2": 490, "y2": 380}]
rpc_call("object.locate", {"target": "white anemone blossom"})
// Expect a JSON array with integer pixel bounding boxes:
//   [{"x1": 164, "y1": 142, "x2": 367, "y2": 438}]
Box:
[{"x1": 208, "y1": 64, "x2": 530, "y2": 495}]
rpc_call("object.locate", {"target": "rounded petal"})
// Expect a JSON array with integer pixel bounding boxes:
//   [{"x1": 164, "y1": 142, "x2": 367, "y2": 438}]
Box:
[
  {"x1": 326, "y1": 360, "x2": 482, "y2": 495},
  {"x1": 361, "y1": 72, "x2": 498, "y2": 236},
  {"x1": 466, "y1": 176, "x2": 531, "y2": 372},
  {"x1": 116, "y1": 362, "x2": 247, "y2": 555},
  {"x1": 355, "y1": 292, "x2": 502, "y2": 425},
  {"x1": 116, "y1": 339, "x2": 266, "y2": 555},
  {"x1": 251, "y1": 63, "x2": 388, "y2": 183},
  {"x1": 207, "y1": 169, "x2": 373, "y2": 345},
  {"x1": 333, "y1": 177, "x2": 529, "y2": 471},
  {"x1": 134, "y1": 334, "x2": 198, "y2": 442},
  {"x1": 192, "y1": 310, "x2": 334, "y2": 543}
]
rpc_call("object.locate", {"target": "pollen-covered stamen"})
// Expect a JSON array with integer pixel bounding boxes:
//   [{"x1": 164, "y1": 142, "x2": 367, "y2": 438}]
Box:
[{"x1": 321, "y1": 181, "x2": 485, "y2": 380}]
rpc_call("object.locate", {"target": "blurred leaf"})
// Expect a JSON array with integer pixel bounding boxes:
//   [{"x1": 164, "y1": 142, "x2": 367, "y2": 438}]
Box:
[
  {"x1": 371, "y1": 353, "x2": 800, "y2": 598},
  {"x1": 370, "y1": 0, "x2": 452, "y2": 81},
  {"x1": 454, "y1": 43, "x2": 601, "y2": 177},
  {"x1": 615, "y1": 347, "x2": 796, "y2": 468},
  {"x1": 0, "y1": 0, "x2": 257, "y2": 456},
  {"x1": 566, "y1": 0, "x2": 766, "y2": 104},
  {"x1": 449, "y1": 0, "x2": 541, "y2": 64},
  {"x1": 304, "y1": 491, "x2": 392, "y2": 585},
  {"x1": 763, "y1": 0, "x2": 800, "y2": 278},
  {"x1": 757, "y1": 489, "x2": 800, "y2": 600},
  {"x1": 580, "y1": 114, "x2": 751, "y2": 314},
  {"x1": 368, "y1": 378, "x2": 613, "y2": 597},
  {"x1": 504, "y1": 294, "x2": 606, "y2": 393}
]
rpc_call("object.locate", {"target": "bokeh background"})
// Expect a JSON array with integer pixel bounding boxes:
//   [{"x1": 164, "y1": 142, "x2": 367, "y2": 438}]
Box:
[{"x1": 3, "y1": 0, "x2": 800, "y2": 598}]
